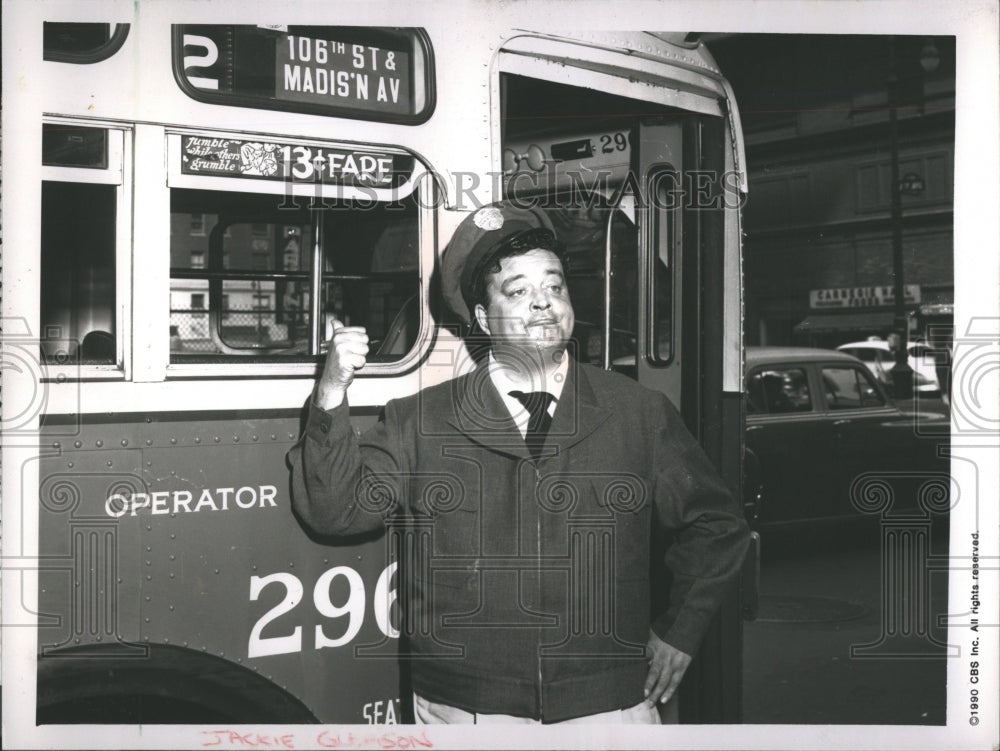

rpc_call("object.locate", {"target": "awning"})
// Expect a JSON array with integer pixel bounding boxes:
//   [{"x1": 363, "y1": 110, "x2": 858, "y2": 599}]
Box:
[{"x1": 794, "y1": 311, "x2": 896, "y2": 334}]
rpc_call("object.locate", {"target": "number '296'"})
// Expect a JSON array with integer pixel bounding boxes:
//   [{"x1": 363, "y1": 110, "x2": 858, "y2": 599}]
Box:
[{"x1": 248, "y1": 562, "x2": 398, "y2": 658}]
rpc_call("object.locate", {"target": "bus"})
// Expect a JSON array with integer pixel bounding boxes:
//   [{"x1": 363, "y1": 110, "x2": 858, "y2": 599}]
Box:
[{"x1": 2, "y1": 2, "x2": 752, "y2": 732}]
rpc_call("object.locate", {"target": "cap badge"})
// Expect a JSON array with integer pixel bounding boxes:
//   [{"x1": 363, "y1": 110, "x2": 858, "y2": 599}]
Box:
[{"x1": 473, "y1": 206, "x2": 505, "y2": 231}]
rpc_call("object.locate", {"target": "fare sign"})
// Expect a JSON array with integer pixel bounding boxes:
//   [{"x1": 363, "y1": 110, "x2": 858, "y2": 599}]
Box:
[{"x1": 180, "y1": 135, "x2": 410, "y2": 188}]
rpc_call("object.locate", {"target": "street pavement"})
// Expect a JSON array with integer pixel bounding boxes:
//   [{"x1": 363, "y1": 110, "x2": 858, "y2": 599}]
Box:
[{"x1": 742, "y1": 529, "x2": 951, "y2": 724}]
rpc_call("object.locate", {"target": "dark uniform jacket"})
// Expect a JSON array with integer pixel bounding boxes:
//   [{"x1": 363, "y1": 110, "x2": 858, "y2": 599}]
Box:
[{"x1": 289, "y1": 357, "x2": 749, "y2": 722}]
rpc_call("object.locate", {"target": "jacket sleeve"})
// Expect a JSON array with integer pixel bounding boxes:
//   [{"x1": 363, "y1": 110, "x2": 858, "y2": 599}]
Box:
[
  {"x1": 648, "y1": 393, "x2": 750, "y2": 656},
  {"x1": 287, "y1": 395, "x2": 407, "y2": 538}
]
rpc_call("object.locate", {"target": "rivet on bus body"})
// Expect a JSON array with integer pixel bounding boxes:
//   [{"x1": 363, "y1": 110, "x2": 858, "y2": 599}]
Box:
[
  {"x1": 288, "y1": 432, "x2": 295, "y2": 439},
  {"x1": 214, "y1": 436, "x2": 220, "y2": 443},
  {"x1": 52, "y1": 442, "x2": 60, "y2": 449},
  {"x1": 195, "y1": 437, "x2": 202, "y2": 444},
  {"x1": 74, "y1": 638, "x2": 81, "y2": 644},
  {"x1": 183, "y1": 641, "x2": 188, "y2": 647},
  {"x1": 233, "y1": 436, "x2": 240, "y2": 443},
  {"x1": 145, "y1": 439, "x2": 153, "y2": 446},
  {"x1": 74, "y1": 441, "x2": 82, "y2": 448},
  {"x1": 169, "y1": 605, "x2": 174, "y2": 611},
  {"x1": 145, "y1": 596, "x2": 151, "y2": 602},
  {"x1": 96, "y1": 635, "x2": 103, "y2": 641},
  {"x1": 170, "y1": 554, "x2": 175, "y2": 561},
  {"x1": 67, "y1": 462, "x2": 74, "y2": 468},
  {"x1": 169, "y1": 572, "x2": 175, "y2": 579},
  {"x1": 107, "y1": 461, "x2": 113, "y2": 467},
  {"x1": 146, "y1": 576, "x2": 152, "y2": 582},
  {"x1": 170, "y1": 437, "x2": 177, "y2": 444},
  {"x1": 252, "y1": 435, "x2": 259, "y2": 442},
  {"x1": 146, "y1": 417, "x2": 152, "y2": 423},
  {"x1": 145, "y1": 618, "x2": 150, "y2": 623},
  {"x1": 146, "y1": 525, "x2": 152, "y2": 531},
  {"x1": 146, "y1": 546, "x2": 151, "y2": 552},
  {"x1": 146, "y1": 460, "x2": 152, "y2": 467},
  {"x1": 145, "y1": 636, "x2": 150, "y2": 642},
  {"x1": 96, "y1": 440, "x2": 103, "y2": 447},
  {"x1": 170, "y1": 533, "x2": 176, "y2": 539},
  {"x1": 214, "y1": 569, "x2": 220, "y2": 574},
  {"x1": 271, "y1": 434, "x2": 277, "y2": 440},
  {"x1": 121, "y1": 439, "x2": 128, "y2": 447},
  {"x1": 146, "y1": 560, "x2": 151, "y2": 566},
  {"x1": 117, "y1": 578, "x2": 123, "y2": 584}
]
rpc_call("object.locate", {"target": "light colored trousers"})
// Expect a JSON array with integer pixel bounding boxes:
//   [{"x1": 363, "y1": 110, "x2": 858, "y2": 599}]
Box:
[{"x1": 414, "y1": 693, "x2": 666, "y2": 724}]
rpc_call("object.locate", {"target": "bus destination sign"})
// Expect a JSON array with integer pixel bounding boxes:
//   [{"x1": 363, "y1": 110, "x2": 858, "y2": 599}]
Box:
[
  {"x1": 277, "y1": 34, "x2": 411, "y2": 114},
  {"x1": 173, "y1": 26, "x2": 432, "y2": 123},
  {"x1": 180, "y1": 135, "x2": 412, "y2": 188}
]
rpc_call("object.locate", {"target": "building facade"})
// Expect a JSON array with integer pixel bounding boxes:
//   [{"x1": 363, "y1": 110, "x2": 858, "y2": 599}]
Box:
[{"x1": 709, "y1": 34, "x2": 955, "y2": 349}]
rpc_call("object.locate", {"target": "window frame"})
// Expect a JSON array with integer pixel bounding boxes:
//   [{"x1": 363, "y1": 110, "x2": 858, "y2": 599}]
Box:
[
  {"x1": 40, "y1": 120, "x2": 132, "y2": 382},
  {"x1": 163, "y1": 129, "x2": 434, "y2": 380}
]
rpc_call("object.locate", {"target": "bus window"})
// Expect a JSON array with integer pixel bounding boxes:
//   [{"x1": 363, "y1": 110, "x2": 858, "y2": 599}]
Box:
[
  {"x1": 169, "y1": 190, "x2": 420, "y2": 362},
  {"x1": 43, "y1": 22, "x2": 130, "y2": 63},
  {"x1": 40, "y1": 182, "x2": 117, "y2": 364},
  {"x1": 649, "y1": 169, "x2": 677, "y2": 364}
]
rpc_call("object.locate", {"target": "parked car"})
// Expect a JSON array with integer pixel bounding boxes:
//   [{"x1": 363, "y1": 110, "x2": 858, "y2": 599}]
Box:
[
  {"x1": 745, "y1": 346, "x2": 950, "y2": 542},
  {"x1": 837, "y1": 338, "x2": 942, "y2": 395}
]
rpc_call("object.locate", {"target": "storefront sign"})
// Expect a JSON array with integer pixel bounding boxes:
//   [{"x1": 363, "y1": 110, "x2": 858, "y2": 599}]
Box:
[{"x1": 809, "y1": 285, "x2": 921, "y2": 309}]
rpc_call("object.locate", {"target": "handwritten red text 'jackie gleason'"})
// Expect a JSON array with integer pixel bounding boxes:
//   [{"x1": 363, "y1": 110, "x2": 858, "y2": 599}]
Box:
[{"x1": 200, "y1": 729, "x2": 434, "y2": 749}]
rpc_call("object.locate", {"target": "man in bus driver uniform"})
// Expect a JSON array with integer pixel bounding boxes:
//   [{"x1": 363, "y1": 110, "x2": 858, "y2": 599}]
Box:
[{"x1": 289, "y1": 202, "x2": 749, "y2": 724}]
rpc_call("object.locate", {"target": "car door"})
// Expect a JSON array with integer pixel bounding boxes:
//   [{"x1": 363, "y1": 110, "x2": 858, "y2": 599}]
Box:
[
  {"x1": 745, "y1": 362, "x2": 839, "y2": 526},
  {"x1": 818, "y1": 362, "x2": 924, "y2": 518}
]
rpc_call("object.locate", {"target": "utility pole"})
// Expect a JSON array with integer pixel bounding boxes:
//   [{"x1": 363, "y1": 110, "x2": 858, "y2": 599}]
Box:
[{"x1": 888, "y1": 35, "x2": 914, "y2": 399}]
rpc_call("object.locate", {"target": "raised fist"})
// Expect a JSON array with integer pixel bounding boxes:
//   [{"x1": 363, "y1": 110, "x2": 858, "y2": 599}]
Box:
[{"x1": 315, "y1": 319, "x2": 369, "y2": 409}]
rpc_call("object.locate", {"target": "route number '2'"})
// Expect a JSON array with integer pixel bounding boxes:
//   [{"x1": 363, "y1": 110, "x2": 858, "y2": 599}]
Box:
[{"x1": 248, "y1": 562, "x2": 398, "y2": 658}]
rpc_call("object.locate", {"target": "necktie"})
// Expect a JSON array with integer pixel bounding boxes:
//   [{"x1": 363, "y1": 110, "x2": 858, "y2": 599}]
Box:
[{"x1": 509, "y1": 390, "x2": 555, "y2": 462}]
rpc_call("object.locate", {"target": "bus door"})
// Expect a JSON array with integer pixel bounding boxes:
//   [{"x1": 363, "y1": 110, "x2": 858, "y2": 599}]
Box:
[
  {"x1": 633, "y1": 117, "x2": 750, "y2": 722},
  {"x1": 499, "y1": 57, "x2": 748, "y2": 721}
]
